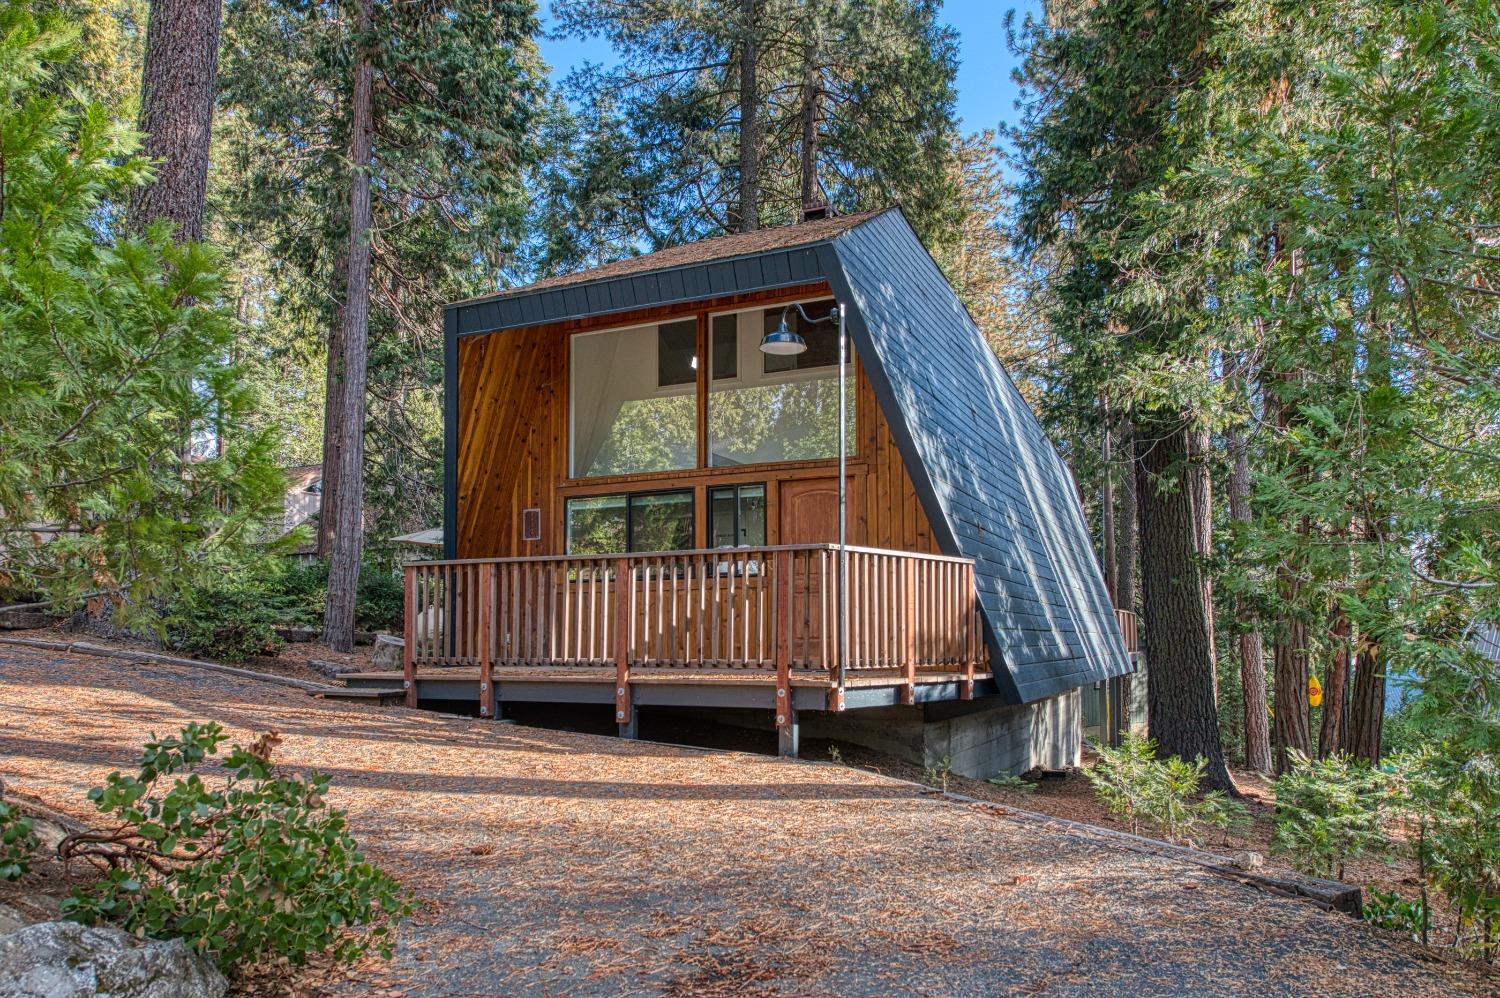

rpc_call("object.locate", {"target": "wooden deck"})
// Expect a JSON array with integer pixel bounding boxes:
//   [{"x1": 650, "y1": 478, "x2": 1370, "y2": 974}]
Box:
[{"x1": 396, "y1": 546, "x2": 1138, "y2": 753}]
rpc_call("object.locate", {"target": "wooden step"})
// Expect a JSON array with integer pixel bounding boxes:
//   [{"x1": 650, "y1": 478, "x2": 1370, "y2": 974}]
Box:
[{"x1": 312, "y1": 687, "x2": 404, "y2": 704}]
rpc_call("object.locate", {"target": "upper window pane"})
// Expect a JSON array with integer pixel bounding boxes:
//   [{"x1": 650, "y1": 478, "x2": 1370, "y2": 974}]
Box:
[
  {"x1": 657, "y1": 319, "x2": 697, "y2": 387},
  {"x1": 711, "y1": 314, "x2": 737, "y2": 381},
  {"x1": 571, "y1": 322, "x2": 697, "y2": 478},
  {"x1": 707, "y1": 300, "x2": 854, "y2": 468}
]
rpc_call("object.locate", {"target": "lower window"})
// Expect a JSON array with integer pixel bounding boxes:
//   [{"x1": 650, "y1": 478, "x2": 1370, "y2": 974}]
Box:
[
  {"x1": 708, "y1": 483, "x2": 766, "y2": 547},
  {"x1": 565, "y1": 490, "x2": 693, "y2": 555}
]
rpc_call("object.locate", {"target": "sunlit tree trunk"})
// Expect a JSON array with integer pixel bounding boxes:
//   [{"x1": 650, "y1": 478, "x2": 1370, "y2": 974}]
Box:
[{"x1": 1226, "y1": 425, "x2": 1271, "y2": 772}]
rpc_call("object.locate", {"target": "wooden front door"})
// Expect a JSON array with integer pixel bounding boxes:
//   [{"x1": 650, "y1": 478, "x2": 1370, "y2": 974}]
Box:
[{"x1": 778, "y1": 477, "x2": 858, "y2": 545}]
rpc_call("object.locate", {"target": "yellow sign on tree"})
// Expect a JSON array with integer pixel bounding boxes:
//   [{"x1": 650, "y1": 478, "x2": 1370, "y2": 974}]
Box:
[{"x1": 1308, "y1": 674, "x2": 1324, "y2": 708}]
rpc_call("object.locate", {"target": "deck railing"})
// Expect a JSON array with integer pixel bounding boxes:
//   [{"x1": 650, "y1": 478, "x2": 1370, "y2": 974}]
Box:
[{"x1": 406, "y1": 544, "x2": 980, "y2": 675}]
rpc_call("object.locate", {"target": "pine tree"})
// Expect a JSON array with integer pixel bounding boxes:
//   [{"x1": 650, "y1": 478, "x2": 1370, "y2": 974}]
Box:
[
  {"x1": 128, "y1": 0, "x2": 222, "y2": 240},
  {"x1": 543, "y1": 0, "x2": 960, "y2": 257}
]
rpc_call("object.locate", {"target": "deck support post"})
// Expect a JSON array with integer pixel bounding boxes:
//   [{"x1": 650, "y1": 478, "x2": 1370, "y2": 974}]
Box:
[
  {"x1": 402, "y1": 565, "x2": 417, "y2": 708},
  {"x1": 477, "y1": 563, "x2": 495, "y2": 719},
  {"x1": 613, "y1": 556, "x2": 633, "y2": 740},
  {"x1": 962, "y1": 564, "x2": 976, "y2": 701},
  {"x1": 777, "y1": 704, "x2": 799, "y2": 757}
]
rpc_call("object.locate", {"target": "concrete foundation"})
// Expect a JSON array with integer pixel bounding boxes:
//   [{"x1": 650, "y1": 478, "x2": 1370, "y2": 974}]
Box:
[{"x1": 799, "y1": 689, "x2": 1081, "y2": 778}]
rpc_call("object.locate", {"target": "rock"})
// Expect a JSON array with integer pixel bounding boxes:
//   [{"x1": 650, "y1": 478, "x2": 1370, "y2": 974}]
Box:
[
  {"x1": 0, "y1": 921, "x2": 227, "y2": 998},
  {"x1": 0, "y1": 611, "x2": 60, "y2": 631},
  {"x1": 275, "y1": 626, "x2": 319, "y2": 643},
  {"x1": 307, "y1": 658, "x2": 360, "y2": 680},
  {"x1": 371, "y1": 633, "x2": 404, "y2": 670},
  {"x1": 0, "y1": 904, "x2": 25, "y2": 937}
]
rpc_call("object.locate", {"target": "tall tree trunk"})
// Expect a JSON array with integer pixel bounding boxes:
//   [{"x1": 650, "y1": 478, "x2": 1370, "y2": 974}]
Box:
[
  {"x1": 1116, "y1": 418, "x2": 1137, "y2": 613},
  {"x1": 799, "y1": 42, "x2": 820, "y2": 212},
  {"x1": 1272, "y1": 562, "x2": 1312, "y2": 773},
  {"x1": 128, "y1": 0, "x2": 223, "y2": 240},
  {"x1": 1136, "y1": 416, "x2": 1235, "y2": 792},
  {"x1": 734, "y1": 0, "x2": 760, "y2": 233},
  {"x1": 1101, "y1": 406, "x2": 1117, "y2": 603},
  {"x1": 1346, "y1": 520, "x2": 1386, "y2": 761},
  {"x1": 1226, "y1": 426, "x2": 1271, "y2": 773},
  {"x1": 317, "y1": 315, "x2": 345, "y2": 559},
  {"x1": 1320, "y1": 604, "x2": 1350, "y2": 758},
  {"x1": 1186, "y1": 420, "x2": 1217, "y2": 700},
  {"x1": 322, "y1": 0, "x2": 374, "y2": 652}
]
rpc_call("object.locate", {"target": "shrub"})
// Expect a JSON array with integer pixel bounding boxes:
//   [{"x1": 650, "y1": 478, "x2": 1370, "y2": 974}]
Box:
[
  {"x1": 0, "y1": 793, "x2": 39, "y2": 881},
  {"x1": 61, "y1": 722, "x2": 413, "y2": 972},
  {"x1": 987, "y1": 772, "x2": 1036, "y2": 795},
  {"x1": 355, "y1": 567, "x2": 404, "y2": 633},
  {"x1": 163, "y1": 575, "x2": 285, "y2": 663},
  {"x1": 1087, "y1": 735, "x2": 1249, "y2": 844},
  {"x1": 1271, "y1": 752, "x2": 1390, "y2": 880}
]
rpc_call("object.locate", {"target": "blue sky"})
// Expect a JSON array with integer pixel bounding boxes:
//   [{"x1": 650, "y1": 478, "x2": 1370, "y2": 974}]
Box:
[{"x1": 535, "y1": 1, "x2": 1041, "y2": 139}]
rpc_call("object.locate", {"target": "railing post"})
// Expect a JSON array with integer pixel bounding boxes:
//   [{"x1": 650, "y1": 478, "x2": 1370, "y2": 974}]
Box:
[
  {"x1": 477, "y1": 563, "x2": 495, "y2": 719},
  {"x1": 402, "y1": 565, "x2": 418, "y2": 708},
  {"x1": 774, "y1": 550, "x2": 795, "y2": 754},
  {"x1": 963, "y1": 565, "x2": 976, "y2": 700},
  {"x1": 901, "y1": 558, "x2": 916, "y2": 706},
  {"x1": 613, "y1": 557, "x2": 635, "y2": 738}
]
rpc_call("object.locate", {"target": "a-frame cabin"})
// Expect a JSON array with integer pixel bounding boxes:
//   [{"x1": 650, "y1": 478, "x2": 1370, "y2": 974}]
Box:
[{"x1": 353, "y1": 207, "x2": 1135, "y2": 776}]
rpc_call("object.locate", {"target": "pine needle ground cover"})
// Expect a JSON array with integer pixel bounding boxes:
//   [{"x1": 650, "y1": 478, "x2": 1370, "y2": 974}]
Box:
[{"x1": 0, "y1": 644, "x2": 1491, "y2": 997}]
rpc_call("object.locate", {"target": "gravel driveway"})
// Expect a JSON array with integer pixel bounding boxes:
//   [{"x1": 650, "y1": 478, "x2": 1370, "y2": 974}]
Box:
[{"x1": 0, "y1": 644, "x2": 1489, "y2": 997}]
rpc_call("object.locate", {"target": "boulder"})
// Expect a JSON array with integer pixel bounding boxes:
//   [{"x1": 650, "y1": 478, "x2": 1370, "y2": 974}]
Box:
[
  {"x1": 0, "y1": 921, "x2": 227, "y2": 998},
  {"x1": 371, "y1": 633, "x2": 404, "y2": 670},
  {"x1": 307, "y1": 658, "x2": 360, "y2": 680}
]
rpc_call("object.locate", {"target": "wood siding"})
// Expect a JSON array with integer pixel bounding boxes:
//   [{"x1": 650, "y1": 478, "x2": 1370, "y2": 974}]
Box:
[{"x1": 455, "y1": 286, "x2": 937, "y2": 560}]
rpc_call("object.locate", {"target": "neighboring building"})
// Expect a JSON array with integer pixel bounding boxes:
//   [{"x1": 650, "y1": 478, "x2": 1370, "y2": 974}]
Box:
[
  {"x1": 279, "y1": 464, "x2": 322, "y2": 560},
  {"x1": 353, "y1": 208, "x2": 1135, "y2": 776}
]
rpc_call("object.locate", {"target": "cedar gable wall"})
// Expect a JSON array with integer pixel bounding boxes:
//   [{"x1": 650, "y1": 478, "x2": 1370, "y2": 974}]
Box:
[{"x1": 454, "y1": 283, "x2": 937, "y2": 559}]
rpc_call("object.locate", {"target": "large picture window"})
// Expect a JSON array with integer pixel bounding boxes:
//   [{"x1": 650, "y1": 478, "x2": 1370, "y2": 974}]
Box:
[
  {"x1": 570, "y1": 321, "x2": 697, "y2": 478},
  {"x1": 565, "y1": 490, "x2": 694, "y2": 555},
  {"x1": 706, "y1": 298, "x2": 854, "y2": 467}
]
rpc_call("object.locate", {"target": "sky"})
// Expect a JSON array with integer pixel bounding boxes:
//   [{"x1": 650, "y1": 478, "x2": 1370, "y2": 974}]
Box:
[{"x1": 534, "y1": 1, "x2": 1042, "y2": 142}]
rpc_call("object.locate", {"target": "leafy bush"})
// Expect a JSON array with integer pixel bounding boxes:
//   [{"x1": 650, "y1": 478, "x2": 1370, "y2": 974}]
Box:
[
  {"x1": 0, "y1": 794, "x2": 39, "y2": 881},
  {"x1": 355, "y1": 567, "x2": 404, "y2": 633},
  {"x1": 1086, "y1": 736, "x2": 1249, "y2": 844},
  {"x1": 987, "y1": 772, "x2": 1036, "y2": 795},
  {"x1": 163, "y1": 575, "x2": 286, "y2": 663},
  {"x1": 1271, "y1": 752, "x2": 1390, "y2": 880},
  {"x1": 1365, "y1": 888, "x2": 1429, "y2": 944},
  {"x1": 61, "y1": 722, "x2": 413, "y2": 972}
]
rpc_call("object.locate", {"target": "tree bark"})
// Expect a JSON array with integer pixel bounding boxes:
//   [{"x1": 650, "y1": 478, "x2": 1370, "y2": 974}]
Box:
[
  {"x1": 798, "y1": 41, "x2": 820, "y2": 212},
  {"x1": 1136, "y1": 417, "x2": 1235, "y2": 792},
  {"x1": 1320, "y1": 604, "x2": 1350, "y2": 758},
  {"x1": 1346, "y1": 520, "x2": 1386, "y2": 762},
  {"x1": 1272, "y1": 571, "x2": 1312, "y2": 773},
  {"x1": 322, "y1": 0, "x2": 375, "y2": 652},
  {"x1": 128, "y1": 0, "x2": 223, "y2": 241},
  {"x1": 1116, "y1": 418, "x2": 1137, "y2": 613},
  {"x1": 1101, "y1": 408, "x2": 1117, "y2": 603},
  {"x1": 1226, "y1": 426, "x2": 1271, "y2": 773},
  {"x1": 316, "y1": 314, "x2": 345, "y2": 559},
  {"x1": 1186, "y1": 420, "x2": 1217, "y2": 699},
  {"x1": 734, "y1": 0, "x2": 760, "y2": 233}
]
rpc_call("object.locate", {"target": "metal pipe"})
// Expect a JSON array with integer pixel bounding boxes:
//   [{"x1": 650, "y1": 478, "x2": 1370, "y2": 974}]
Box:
[{"x1": 837, "y1": 302, "x2": 847, "y2": 691}]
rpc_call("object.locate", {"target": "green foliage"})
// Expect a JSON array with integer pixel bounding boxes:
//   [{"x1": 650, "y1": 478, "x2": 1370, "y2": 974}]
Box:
[
  {"x1": 1086, "y1": 736, "x2": 1249, "y2": 844},
  {"x1": 63, "y1": 722, "x2": 413, "y2": 972},
  {"x1": 354, "y1": 567, "x2": 404, "y2": 634},
  {"x1": 0, "y1": 797, "x2": 40, "y2": 881},
  {"x1": 0, "y1": 6, "x2": 285, "y2": 621},
  {"x1": 541, "y1": 0, "x2": 961, "y2": 264},
  {"x1": 1365, "y1": 888, "x2": 1429, "y2": 944},
  {"x1": 986, "y1": 772, "x2": 1035, "y2": 796},
  {"x1": 1271, "y1": 753, "x2": 1391, "y2": 881},
  {"x1": 162, "y1": 574, "x2": 286, "y2": 663}
]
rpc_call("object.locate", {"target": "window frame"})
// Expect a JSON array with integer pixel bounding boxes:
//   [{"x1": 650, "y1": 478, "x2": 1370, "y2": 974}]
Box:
[
  {"x1": 563, "y1": 487, "x2": 696, "y2": 555},
  {"x1": 707, "y1": 482, "x2": 767, "y2": 549}
]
